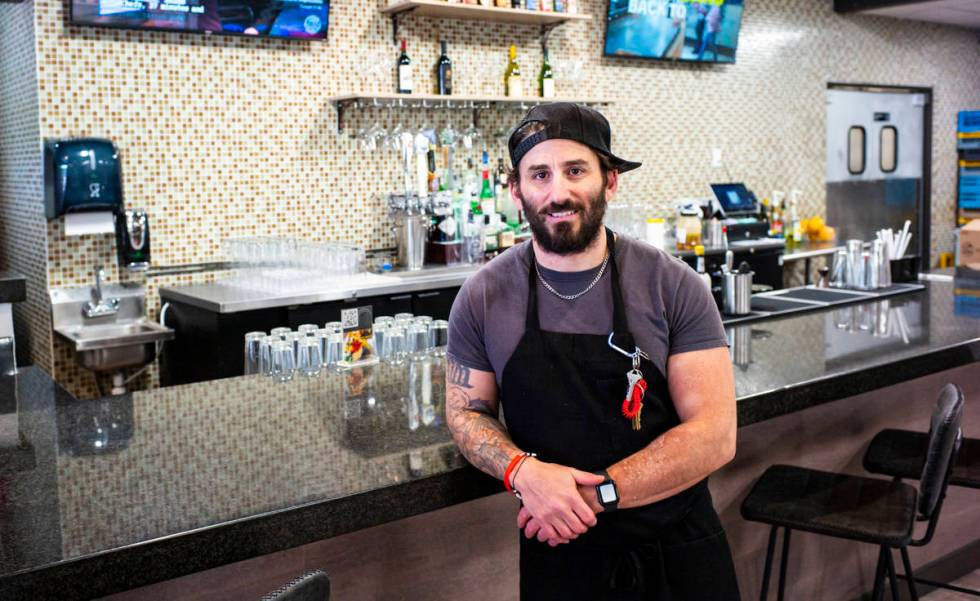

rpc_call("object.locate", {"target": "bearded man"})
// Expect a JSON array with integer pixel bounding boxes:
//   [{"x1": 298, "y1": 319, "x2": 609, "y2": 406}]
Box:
[{"x1": 445, "y1": 103, "x2": 740, "y2": 600}]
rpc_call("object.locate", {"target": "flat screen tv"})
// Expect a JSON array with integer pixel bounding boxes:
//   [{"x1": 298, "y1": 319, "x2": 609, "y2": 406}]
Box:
[
  {"x1": 604, "y1": 0, "x2": 744, "y2": 63},
  {"x1": 71, "y1": 0, "x2": 329, "y2": 39}
]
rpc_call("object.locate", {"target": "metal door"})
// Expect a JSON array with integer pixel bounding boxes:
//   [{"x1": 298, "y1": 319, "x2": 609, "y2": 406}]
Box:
[{"x1": 826, "y1": 88, "x2": 928, "y2": 262}]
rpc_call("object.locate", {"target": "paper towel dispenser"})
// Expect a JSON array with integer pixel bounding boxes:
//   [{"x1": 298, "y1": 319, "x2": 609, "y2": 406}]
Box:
[{"x1": 44, "y1": 138, "x2": 123, "y2": 220}]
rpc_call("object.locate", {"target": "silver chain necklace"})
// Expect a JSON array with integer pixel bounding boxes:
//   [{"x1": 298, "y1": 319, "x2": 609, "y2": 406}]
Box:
[{"x1": 536, "y1": 252, "x2": 610, "y2": 301}]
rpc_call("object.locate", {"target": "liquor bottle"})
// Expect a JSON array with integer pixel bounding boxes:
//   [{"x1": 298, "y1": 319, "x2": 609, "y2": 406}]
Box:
[
  {"x1": 479, "y1": 151, "x2": 495, "y2": 216},
  {"x1": 483, "y1": 214, "x2": 499, "y2": 257},
  {"x1": 773, "y1": 200, "x2": 785, "y2": 238},
  {"x1": 694, "y1": 245, "x2": 712, "y2": 293},
  {"x1": 504, "y1": 45, "x2": 522, "y2": 97},
  {"x1": 397, "y1": 39, "x2": 412, "y2": 94},
  {"x1": 539, "y1": 48, "x2": 555, "y2": 98},
  {"x1": 469, "y1": 158, "x2": 483, "y2": 217},
  {"x1": 435, "y1": 40, "x2": 452, "y2": 95}
]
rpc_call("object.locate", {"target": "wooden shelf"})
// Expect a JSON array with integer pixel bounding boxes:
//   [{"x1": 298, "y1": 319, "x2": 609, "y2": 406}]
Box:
[
  {"x1": 329, "y1": 93, "x2": 612, "y2": 133},
  {"x1": 380, "y1": 0, "x2": 592, "y2": 26}
]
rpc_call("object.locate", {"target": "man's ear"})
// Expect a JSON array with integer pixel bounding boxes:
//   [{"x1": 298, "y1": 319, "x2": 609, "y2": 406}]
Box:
[{"x1": 605, "y1": 169, "x2": 619, "y2": 199}]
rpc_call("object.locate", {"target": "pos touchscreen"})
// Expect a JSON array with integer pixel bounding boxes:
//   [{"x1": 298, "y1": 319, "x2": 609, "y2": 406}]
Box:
[{"x1": 710, "y1": 183, "x2": 758, "y2": 216}]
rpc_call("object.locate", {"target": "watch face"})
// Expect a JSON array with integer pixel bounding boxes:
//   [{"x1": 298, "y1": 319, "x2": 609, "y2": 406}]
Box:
[{"x1": 598, "y1": 482, "x2": 617, "y2": 504}]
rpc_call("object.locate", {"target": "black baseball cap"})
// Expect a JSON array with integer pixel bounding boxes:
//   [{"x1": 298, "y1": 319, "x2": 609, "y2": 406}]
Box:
[{"x1": 508, "y1": 103, "x2": 642, "y2": 174}]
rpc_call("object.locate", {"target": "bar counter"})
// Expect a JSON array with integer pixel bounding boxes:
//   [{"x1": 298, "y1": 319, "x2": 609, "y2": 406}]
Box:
[{"x1": 1, "y1": 280, "x2": 978, "y2": 599}]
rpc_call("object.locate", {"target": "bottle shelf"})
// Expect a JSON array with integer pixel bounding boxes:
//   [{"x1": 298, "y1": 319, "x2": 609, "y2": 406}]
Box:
[
  {"x1": 329, "y1": 93, "x2": 612, "y2": 133},
  {"x1": 380, "y1": 0, "x2": 591, "y2": 26}
]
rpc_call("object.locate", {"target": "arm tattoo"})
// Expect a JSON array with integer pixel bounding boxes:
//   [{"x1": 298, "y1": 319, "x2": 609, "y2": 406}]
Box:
[
  {"x1": 445, "y1": 359, "x2": 518, "y2": 480},
  {"x1": 447, "y1": 360, "x2": 474, "y2": 389}
]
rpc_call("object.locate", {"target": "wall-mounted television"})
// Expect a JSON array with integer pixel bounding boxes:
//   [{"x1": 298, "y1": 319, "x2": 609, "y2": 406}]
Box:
[
  {"x1": 70, "y1": 0, "x2": 329, "y2": 40},
  {"x1": 604, "y1": 0, "x2": 744, "y2": 63}
]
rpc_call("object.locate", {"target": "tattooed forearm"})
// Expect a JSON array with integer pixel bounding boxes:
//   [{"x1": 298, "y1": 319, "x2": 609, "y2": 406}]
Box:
[
  {"x1": 445, "y1": 359, "x2": 518, "y2": 480},
  {"x1": 446, "y1": 386, "x2": 518, "y2": 479}
]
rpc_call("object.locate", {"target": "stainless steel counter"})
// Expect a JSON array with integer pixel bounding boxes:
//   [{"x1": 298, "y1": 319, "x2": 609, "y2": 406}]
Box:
[
  {"x1": 159, "y1": 238, "x2": 789, "y2": 314},
  {"x1": 159, "y1": 264, "x2": 481, "y2": 313}
]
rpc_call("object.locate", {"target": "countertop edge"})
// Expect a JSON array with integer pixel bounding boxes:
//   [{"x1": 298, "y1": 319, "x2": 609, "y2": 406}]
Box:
[
  {"x1": 0, "y1": 467, "x2": 500, "y2": 600},
  {"x1": 6, "y1": 332, "x2": 980, "y2": 599}
]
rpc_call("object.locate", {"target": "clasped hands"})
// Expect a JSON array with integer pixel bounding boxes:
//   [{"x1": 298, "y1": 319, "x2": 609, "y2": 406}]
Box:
[{"x1": 512, "y1": 458, "x2": 607, "y2": 547}]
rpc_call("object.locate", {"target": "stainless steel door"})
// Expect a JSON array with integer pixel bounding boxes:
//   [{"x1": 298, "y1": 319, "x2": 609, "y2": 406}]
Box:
[{"x1": 826, "y1": 88, "x2": 927, "y2": 261}]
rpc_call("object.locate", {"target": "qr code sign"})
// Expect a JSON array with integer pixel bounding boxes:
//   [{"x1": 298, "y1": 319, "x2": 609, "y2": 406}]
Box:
[{"x1": 340, "y1": 308, "x2": 359, "y2": 330}]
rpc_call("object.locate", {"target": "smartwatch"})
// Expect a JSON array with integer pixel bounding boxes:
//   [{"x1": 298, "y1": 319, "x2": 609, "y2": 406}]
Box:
[{"x1": 594, "y1": 469, "x2": 619, "y2": 512}]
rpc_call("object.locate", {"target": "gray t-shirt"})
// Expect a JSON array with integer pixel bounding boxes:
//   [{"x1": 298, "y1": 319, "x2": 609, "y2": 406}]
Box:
[{"x1": 447, "y1": 236, "x2": 728, "y2": 386}]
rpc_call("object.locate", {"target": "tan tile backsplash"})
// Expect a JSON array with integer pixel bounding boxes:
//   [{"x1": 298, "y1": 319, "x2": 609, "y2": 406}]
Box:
[{"x1": 2, "y1": 0, "x2": 979, "y2": 398}]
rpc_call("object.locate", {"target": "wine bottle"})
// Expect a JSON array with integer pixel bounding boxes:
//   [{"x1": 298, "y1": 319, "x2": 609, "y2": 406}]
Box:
[
  {"x1": 436, "y1": 40, "x2": 452, "y2": 95},
  {"x1": 397, "y1": 39, "x2": 412, "y2": 94},
  {"x1": 504, "y1": 45, "x2": 522, "y2": 97},
  {"x1": 539, "y1": 47, "x2": 555, "y2": 98}
]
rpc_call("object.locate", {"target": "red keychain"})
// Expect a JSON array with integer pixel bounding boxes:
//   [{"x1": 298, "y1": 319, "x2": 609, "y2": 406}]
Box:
[
  {"x1": 608, "y1": 334, "x2": 650, "y2": 431},
  {"x1": 622, "y1": 369, "x2": 647, "y2": 430}
]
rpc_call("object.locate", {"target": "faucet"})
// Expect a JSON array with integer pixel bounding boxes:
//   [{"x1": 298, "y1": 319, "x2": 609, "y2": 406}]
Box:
[{"x1": 82, "y1": 265, "x2": 119, "y2": 318}]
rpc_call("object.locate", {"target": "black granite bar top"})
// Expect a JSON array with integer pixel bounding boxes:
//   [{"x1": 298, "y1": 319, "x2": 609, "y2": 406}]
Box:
[
  {"x1": 0, "y1": 271, "x2": 26, "y2": 304},
  {"x1": 1, "y1": 280, "x2": 978, "y2": 600}
]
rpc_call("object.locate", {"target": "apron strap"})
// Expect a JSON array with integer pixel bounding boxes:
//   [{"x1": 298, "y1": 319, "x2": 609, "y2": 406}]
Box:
[{"x1": 524, "y1": 228, "x2": 632, "y2": 339}]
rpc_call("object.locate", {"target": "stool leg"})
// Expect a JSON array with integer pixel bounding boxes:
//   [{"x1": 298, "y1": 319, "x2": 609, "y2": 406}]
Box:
[
  {"x1": 899, "y1": 547, "x2": 919, "y2": 601},
  {"x1": 885, "y1": 548, "x2": 900, "y2": 601},
  {"x1": 777, "y1": 528, "x2": 792, "y2": 601},
  {"x1": 759, "y1": 526, "x2": 778, "y2": 601},
  {"x1": 871, "y1": 546, "x2": 887, "y2": 601}
]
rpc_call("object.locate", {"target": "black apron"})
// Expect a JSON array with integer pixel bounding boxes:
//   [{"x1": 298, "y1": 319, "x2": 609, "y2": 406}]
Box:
[{"x1": 500, "y1": 230, "x2": 740, "y2": 601}]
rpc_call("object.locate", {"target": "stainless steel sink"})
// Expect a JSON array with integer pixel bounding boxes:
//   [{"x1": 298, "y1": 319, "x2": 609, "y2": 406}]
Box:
[{"x1": 50, "y1": 284, "x2": 174, "y2": 372}]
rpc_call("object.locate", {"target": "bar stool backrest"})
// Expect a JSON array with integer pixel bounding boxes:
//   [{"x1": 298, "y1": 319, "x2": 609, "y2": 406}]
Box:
[
  {"x1": 260, "y1": 569, "x2": 330, "y2": 601},
  {"x1": 917, "y1": 383, "x2": 965, "y2": 521}
]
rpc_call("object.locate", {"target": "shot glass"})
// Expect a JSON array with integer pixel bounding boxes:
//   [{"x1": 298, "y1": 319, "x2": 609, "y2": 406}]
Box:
[
  {"x1": 297, "y1": 323, "x2": 319, "y2": 337},
  {"x1": 383, "y1": 326, "x2": 407, "y2": 365},
  {"x1": 325, "y1": 332, "x2": 344, "y2": 367},
  {"x1": 374, "y1": 316, "x2": 395, "y2": 329},
  {"x1": 269, "y1": 340, "x2": 296, "y2": 383},
  {"x1": 372, "y1": 323, "x2": 388, "y2": 360},
  {"x1": 428, "y1": 320, "x2": 449, "y2": 356},
  {"x1": 324, "y1": 321, "x2": 344, "y2": 334},
  {"x1": 407, "y1": 323, "x2": 430, "y2": 356},
  {"x1": 259, "y1": 336, "x2": 274, "y2": 376},
  {"x1": 297, "y1": 337, "x2": 323, "y2": 377},
  {"x1": 243, "y1": 332, "x2": 266, "y2": 375},
  {"x1": 270, "y1": 327, "x2": 292, "y2": 341}
]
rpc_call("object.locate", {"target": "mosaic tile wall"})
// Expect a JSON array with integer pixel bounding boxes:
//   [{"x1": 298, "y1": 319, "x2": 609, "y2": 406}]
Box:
[
  {"x1": 11, "y1": 0, "x2": 980, "y2": 397},
  {"x1": 0, "y1": 0, "x2": 54, "y2": 374}
]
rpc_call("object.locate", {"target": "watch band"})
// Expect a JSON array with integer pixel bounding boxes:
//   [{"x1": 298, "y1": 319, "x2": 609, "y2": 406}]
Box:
[{"x1": 594, "y1": 469, "x2": 619, "y2": 512}]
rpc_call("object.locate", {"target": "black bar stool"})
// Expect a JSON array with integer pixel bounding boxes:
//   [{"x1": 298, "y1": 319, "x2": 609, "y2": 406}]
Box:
[
  {"x1": 261, "y1": 569, "x2": 331, "y2": 601},
  {"x1": 863, "y1": 421, "x2": 980, "y2": 596},
  {"x1": 741, "y1": 383, "x2": 964, "y2": 601}
]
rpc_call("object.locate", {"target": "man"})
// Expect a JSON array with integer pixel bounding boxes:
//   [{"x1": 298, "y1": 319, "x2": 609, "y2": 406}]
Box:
[{"x1": 446, "y1": 103, "x2": 740, "y2": 600}]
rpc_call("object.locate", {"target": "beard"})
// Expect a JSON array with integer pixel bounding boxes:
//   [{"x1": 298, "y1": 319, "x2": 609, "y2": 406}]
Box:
[{"x1": 517, "y1": 185, "x2": 608, "y2": 255}]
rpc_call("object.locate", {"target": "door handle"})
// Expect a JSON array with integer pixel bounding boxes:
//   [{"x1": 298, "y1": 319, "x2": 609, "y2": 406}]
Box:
[
  {"x1": 416, "y1": 292, "x2": 441, "y2": 299},
  {"x1": 390, "y1": 294, "x2": 412, "y2": 301}
]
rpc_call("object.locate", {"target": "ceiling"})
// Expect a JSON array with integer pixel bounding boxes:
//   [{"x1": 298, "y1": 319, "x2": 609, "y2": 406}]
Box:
[{"x1": 837, "y1": 0, "x2": 980, "y2": 29}]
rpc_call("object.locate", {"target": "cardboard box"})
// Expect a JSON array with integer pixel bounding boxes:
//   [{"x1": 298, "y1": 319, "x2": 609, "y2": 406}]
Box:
[{"x1": 961, "y1": 220, "x2": 980, "y2": 269}]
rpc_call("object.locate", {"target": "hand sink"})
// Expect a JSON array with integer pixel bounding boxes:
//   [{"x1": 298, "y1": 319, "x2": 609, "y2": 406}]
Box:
[
  {"x1": 55, "y1": 320, "x2": 174, "y2": 351},
  {"x1": 50, "y1": 283, "x2": 175, "y2": 373}
]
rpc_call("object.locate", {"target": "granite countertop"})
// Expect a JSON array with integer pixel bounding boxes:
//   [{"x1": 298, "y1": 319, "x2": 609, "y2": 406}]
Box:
[
  {"x1": 0, "y1": 271, "x2": 26, "y2": 304},
  {"x1": 2, "y1": 281, "x2": 979, "y2": 599}
]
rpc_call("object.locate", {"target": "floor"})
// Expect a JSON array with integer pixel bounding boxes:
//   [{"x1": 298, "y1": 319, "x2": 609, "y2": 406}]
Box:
[{"x1": 921, "y1": 569, "x2": 980, "y2": 599}]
